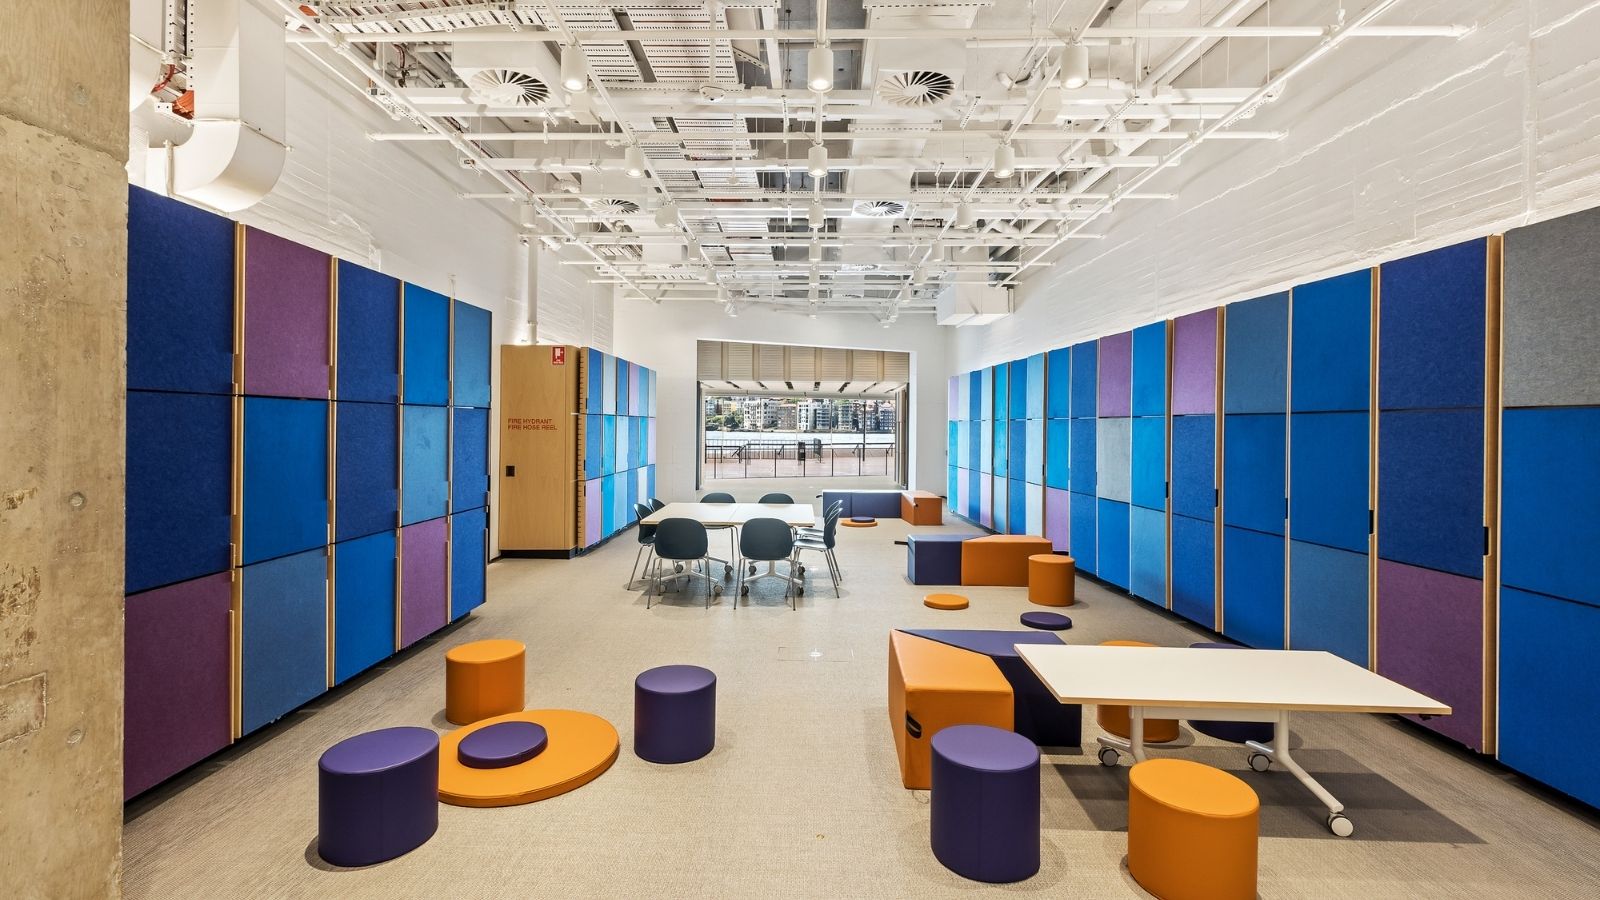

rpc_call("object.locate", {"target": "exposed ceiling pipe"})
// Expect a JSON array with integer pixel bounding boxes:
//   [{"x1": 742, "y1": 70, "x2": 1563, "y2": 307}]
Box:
[{"x1": 368, "y1": 128, "x2": 1282, "y2": 143}]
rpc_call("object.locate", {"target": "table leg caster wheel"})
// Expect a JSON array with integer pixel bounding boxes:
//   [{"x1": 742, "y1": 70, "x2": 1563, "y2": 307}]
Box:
[
  {"x1": 724, "y1": 565, "x2": 734, "y2": 578},
  {"x1": 748, "y1": 565, "x2": 757, "y2": 576},
  {"x1": 740, "y1": 585, "x2": 749, "y2": 596},
  {"x1": 1327, "y1": 813, "x2": 1354, "y2": 837},
  {"x1": 1098, "y1": 747, "x2": 1121, "y2": 767},
  {"x1": 712, "y1": 584, "x2": 724, "y2": 597},
  {"x1": 674, "y1": 563, "x2": 685, "y2": 573},
  {"x1": 1248, "y1": 752, "x2": 1271, "y2": 773},
  {"x1": 796, "y1": 586, "x2": 805, "y2": 596}
]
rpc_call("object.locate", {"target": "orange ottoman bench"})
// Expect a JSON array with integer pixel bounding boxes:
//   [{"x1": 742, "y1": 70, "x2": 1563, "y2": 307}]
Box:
[
  {"x1": 1095, "y1": 641, "x2": 1179, "y2": 746},
  {"x1": 900, "y1": 491, "x2": 945, "y2": 526},
  {"x1": 446, "y1": 639, "x2": 526, "y2": 725},
  {"x1": 960, "y1": 535, "x2": 1055, "y2": 586},
  {"x1": 1027, "y1": 554, "x2": 1075, "y2": 606},
  {"x1": 1128, "y1": 758, "x2": 1259, "y2": 900},
  {"x1": 888, "y1": 630, "x2": 1013, "y2": 789}
]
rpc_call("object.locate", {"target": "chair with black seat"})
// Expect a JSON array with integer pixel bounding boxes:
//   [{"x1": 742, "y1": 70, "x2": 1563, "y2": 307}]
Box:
[
  {"x1": 794, "y1": 506, "x2": 842, "y2": 597},
  {"x1": 627, "y1": 502, "x2": 658, "y2": 589},
  {"x1": 798, "y1": 500, "x2": 844, "y2": 578},
  {"x1": 698, "y1": 492, "x2": 738, "y2": 578},
  {"x1": 648, "y1": 498, "x2": 666, "y2": 512},
  {"x1": 735, "y1": 517, "x2": 799, "y2": 610},
  {"x1": 648, "y1": 518, "x2": 722, "y2": 608},
  {"x1": 757, "y1": 492, "x2": 795, "y2": 504}
]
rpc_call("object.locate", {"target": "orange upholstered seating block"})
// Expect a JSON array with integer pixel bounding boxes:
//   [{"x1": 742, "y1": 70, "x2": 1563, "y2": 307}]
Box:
[
  {"x1": 1128, "y1": 759, "x2": 1259, "y2": 900},
  {"x1": 1096, "y1": 640, "x2": 1179, "y2": 742},
  {"x1": 888, "y1": 631, "x2": 1013, "y2": 789},
  {"x1": 1027, "y1": 554, "x2": 1075, "y2": 606},
  {"x1": 900, "y1": 491, "x2": 944, "y2": 526},
  {"x1": 446, "y1": 639, "x2": 526, "y2": 726},
  {"x1": 960, "y1": 535, "x2": 1055, "y2": 586}
]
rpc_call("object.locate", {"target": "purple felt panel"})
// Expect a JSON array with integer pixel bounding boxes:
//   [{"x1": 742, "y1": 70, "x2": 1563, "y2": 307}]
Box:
[
  {"x1": 399, "y1": 517, "x2": 448, "y2": 648},
  {"x1": 1045, "y1": 486, "x2": 1070, "y2": 551},
  {"x1": 1097, "y1": 331, "x2": 1132, "y2": 417},
  {"x1": 243, "y1": 226, "x2": 331, "y2": 399},
  {"x1": 585, "y1": 478, "x2": 603, "y2": 547},
  {"x1": 124, "y1": 572, "x2": 233, "y2": 798},
  {"x1": 1172, "y1": 308, "x2": 1218, "y2": 415},
  {"x1": 1375, "y1": 560, "x2": 1484, "y2": 749}
]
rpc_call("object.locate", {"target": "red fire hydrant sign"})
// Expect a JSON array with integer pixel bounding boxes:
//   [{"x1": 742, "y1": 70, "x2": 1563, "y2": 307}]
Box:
[{"x1": 552, "y1": 346, "x2": 566, "y2": 365}]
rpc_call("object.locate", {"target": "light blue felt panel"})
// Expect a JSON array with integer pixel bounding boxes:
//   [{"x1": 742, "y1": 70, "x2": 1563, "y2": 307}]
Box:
[
  {"x1": 1498, "y1": 588, "x2": 1600, "y2": 808},
  {"x1": 980, "y1": 367, "x2": 994, "y2": 420},
  {"x1": 585, "y1": 415, "x2": 604, "y2": 479},
  {"x1": 243, "y1": 398, "x2": 329, "y2": 565},
  {"x1": 600, "y1": 473, "x2": 616, "y2": 537},
  {"x1": 1290, "y1": 270, "x2": 1371, "y2": 413},
  {"x1": 1378, "y1": 238, "x2": 1486, "y2": 411},
  {"x1": 1008, "y1": 419, "x2": 1026, "y2": 481},
  {"x1": 1377, "y1": 408, "x2": 1483, "y2": 577},
  {"x1": 1222, "y1": 525, "x2": 1285, "y2": 649},
  {"x1": 336, "y1": 261, "x2": 400, "y2": 403},
  {"x1": 979, "y1": 418, "x2": 994, "y2": 474},
  {"x1": 1131, "y1": 321, "x2": 1167, "y2": 418},
  {"x1": 333, "y1": 531, "x2": 396, "y2": 684},
  {"x1": 1171, "y1": 514, "x2": 1216, "y2": 629},
  {"x1": 1501, "y1": 406, "x2": 1600, "y2": 607},
  {"x1": 1026, "y1": 353, "x2": 1045, "y2": 418},
  {"x1": 970, "y1": 370, "x2": 983, "y2": 422},
  {"x1": 967, "y1": 417, "x2": 981, "y2": 471},
  {"x1": 1096, "y1": 417, "x2": 1131, "y2": 504},
  {"x1": 401, "y1": 405, "x2": 449, "y2": 526},
  {"x1": 993, "y1": 475, "x2": 1009, "y2": 533},
  {"x1": 616, "y1": 359, "x2": 630, "y2": 416},
  {"x1": 241, "y1": 548, "x2": 327, "y2": 734},
  {"x1": 602, "y1": 352, "x2": 616, "y2": 415},
  {"x1": 1170, "y1": 414, "x2": 1215, "y2": 521},
  {"x1": 334, "y1": 400, "x2": 398, "y2": 543},
  {"x1": 1006, "y1": 358, "x2": 1026, "y2": 420},
  {"x1": 1131, "y1": 416, "x2": 1166, "y2": 511},
  {"x1": 966, "y1": 469, "x2": 981, "y2": 522},
  {"x1": 127, "y1": 187, "x2": 235, "y2": 394},
  {"x1": 602, "y1": 415, "x2": 617, "y2": 475},
  {"x1": 1045, "y1": 418, "x2": 1070, "y2": 490},
  {"x1": 1289, "y1": 411, "x2": 1370, "y2": 553},
  {"x1": 1008, "y1": 478, "x2": 1027, "y2": 535},
  {"x1": 452, "y1": 407, "x2": 490, "y2": 512},
  {"x1": 993, "y1": 417, "x2": 1008, "y2": 478},
  {"x1": 1289, "y1": 541, "x2": 1369, "y2": 666},
  {"x1": 452, "y1": 300, "x2": 492, "y2": 408},
  {"x1": 1223, "y1": 292, "x2": 1289, "y2": 415},
  {"x1": 1130, "y1": 504, "x2": 1166, "y2": 605},
  {"x1": 1069, "y1": 416, "x2": 1097, "y2": 494},
  {"x1": 402, "y1": 284, "x2": 450, "y2": 406},
  {"x1": 1070, "y1": 491, "x2": 1097, "y2": 574},
  {"x1": 1222, "y1": 413, "x2": 1285, "y2": 536},
  {"x1": 1047, "y1": 347, "x2": 1071, "y2": 418},
  {"x1": 1025, "y1": 418, "x2": 1044, "y2": 485},
  {"x1": 1097, "y1": 499, "x2": 1130, "y2": 589},
  {"x1": 451, "y1": 508, "x2": 488, "y2": 620},
  {"x1": 126, "y1": 391, "x2": 233, "y2": 594},
  {"x1": 586, "y1": 349, "x2": 606, "y2": 414},
  {"x1": 1071, "y1": 342, "x2": 1098, "y2": 419},
  {"x1": 948, "y1": 466, "x2": 958, "y2": 505}
]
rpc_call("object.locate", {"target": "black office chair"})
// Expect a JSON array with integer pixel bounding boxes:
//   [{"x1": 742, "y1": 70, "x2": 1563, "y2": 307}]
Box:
[
  {"x1": 757, "y1": 492, "x2": 795, "y2": 504},
  {"x1": 648, "y1": 518, "x2": 722, "y2": 608},
  {"x1": 699, "y1": 492, "x2": 738, "y2": 577},
  {"x1": 794, "y1": 506, "x2": 842, "y2": 597},
  {"x1": 627, "y1": 501, "x2": 657, "y2": 589},
  {"x1": 648, "y1": 498, "x2": 666, "y2": 512},
  {"x1": 735, "y1": 517, "x2": 798, "y2": 609},
  {"x1": 702, "y1": 492, "x2": 736, "y2": 502}
]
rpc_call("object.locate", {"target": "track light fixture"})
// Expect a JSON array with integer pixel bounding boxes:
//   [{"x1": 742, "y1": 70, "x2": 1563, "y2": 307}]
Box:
[
  {"x1": 809, "y1": 239, "x2": 823, "y2": 263},
  {"x1": 808, "y1": 199, "x2": 825, "y2": 229},
  {"x1": 993, "y1": 142, "x2": 1016, "y2": 179},
  {"x1": 954, "y1": 201, "x2": 975, "y2": 230},
  {"x1": 1061, "y1": 42, "x2": 1089, "y2": 91},
  {"x1": 623, "y1": 144, "x2": 647, "y2": 178},
  {"x1": 807, "y1": 142, "x2": 829, "y2": 179},
  {"x1": 807, "y1": 44, "x2": 834, "y2": 93},
  {"x1": 654, "y1": 202, "x2": 678, "y2": 228},
  {"x1": 560, "y1": 47, "x2": 588, "y2": 93}
]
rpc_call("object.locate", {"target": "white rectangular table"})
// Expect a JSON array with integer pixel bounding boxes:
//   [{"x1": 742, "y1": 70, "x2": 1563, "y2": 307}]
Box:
[
  {"x1": 1015, "y1": 644, "x2": 1450, "y2": 836},
  {"x1": 638, "y1": 503, "x2": 818, "y2": 596}
]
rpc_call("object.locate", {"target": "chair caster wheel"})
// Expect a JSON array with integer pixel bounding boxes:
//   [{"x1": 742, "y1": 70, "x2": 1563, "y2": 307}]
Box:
[
  {"x1": 796, "y1": 587, "x2": 805, "y2": 596},
  {"x1": 712, "y1": 585, "x2": 724, "y2": 597},
  {"x1": 1098, "y1": 747, "x2": 1121, "y2": 767},
  {"x1": 1248, "y1": 752, "x2": 1271, "y2": 773},
  {"x1": 724, "y1": 565, "x2": 734, "y2": 578},
  {"x1": 740, "y1": 585, "x2": 749, "y2": 596},
  {"x1": 674, "y1": 563, "x2": 685, "y2": 573},
  {"x1": 1327, "y1": 813, "x2": 1354, "y2": 837}
]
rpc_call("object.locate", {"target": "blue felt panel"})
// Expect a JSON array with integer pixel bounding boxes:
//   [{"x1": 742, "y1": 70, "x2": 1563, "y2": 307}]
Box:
[
  {"x1": 993, "y1": 418, "x2": 1008, "y2": 478},
  {"x1": 1379, "y1": 239, "x2": 1486, "y2": 411},
  {"x1": 1222, "y1": 413, "x2": 1286, "y2": 535},
  {"x1": 334, "y1": 401, "x2": 398, "y2": 543},
  {"x1": 1071, "y1": 342, "x2": 1098, "y2": 418},
  {"x1": 336, "y1": 261, "x2": 400, "y2": 403},
  {"x1": 452, "y1": 407, "x2": 490, "y2": 512},
  {"x1": 127, "y1": 186, "x2": 235, "y2": 395},
  {"x1": 1289, "y1": 541, "x2": 1369, "y2": 666},
  {"x1": 1171, "y1": 514, "x2": 1216, "y2": 629},
  {"x1": 243, "y1": 398, "x2": 329, "y2": 565},
  {"x1": 602, "y1": 415, "x2": 617, "y2": 475},
  {"x1": 1501, "y1": 406, "x2": 1600, "y2": 607},
  {"x1": 1005, "y1": 358, "x2": 1025, "y2": 420},
  {"x1": 1047, "y1": 347, "x2": 1071, "y2": 418},
  {"x1": 451, "y1": 508, "x2": 488, "y2": 620},
  {"x1": 1045, "y1": 418, "x2": 1070, "y2": 490},
  {"x1": 602, "y1": 352, "x2": 617, "y2": 415},
  {"x1": 241, "y1": 548, "x2": 327, "y2": 734},
  {"x1": 1290, "y1": 270, "x2": 1371, "y2": 413},
  {"x1": 1026, "y1": 353, "x2": 1045, "y2": 418},
  {"x1": 1377, "y1": 408, "x2": 1484, "y2": 577},
  {"x1": 126, "y1": 391, "x2": 233, "y2": 593},
  {"x1": 1222, "y1": 525, "x2": 1285, "y2": 649},
  {"x1": 965, "y1": 370, "x2": 980, "y2": 422},
  {"x1": 333, "y1": 531, "x2": 396, "y2": 684},
  {"x1": 967, "y1": 418, "x2": 981, "y2": 470},
  {"x1": 1289, "y1": 411, "x2": 1369, "y2": 553},
  {"x1": 585, "y1": 415, "x2": 604, "y2": 479},
  {"x1": 1130, "y1": 504, "x2": 1166, "y2": 605},
  {"x1": 1069, "y1": 416, "x2": 1097, "y2": 494},
  {"x1": 402, "y1": 284, "x2": 450, "y2": 406},
  {"x1": 1008, "y1": 419, "x2": 1026, "y2": 480},
  {"x1": 979, "y1": 418, "x2": 994, "y2": 474},
  {"x1": 1132, "y1": 322, "x2": 1168, "y2": 418},
  {"x1": 992, "y1": 472, "x2": 1007, "y2": 532},
  {"x1": 1025, "y1": 481, "x2": 1044, "y2": 536},
  {"x1": 1008, "y1": 478, "x2": 1027, "y2": 536},
  {"x1": 1498, "y1": 588, "x2": 1600, "y2": 809},
  {"x1": 967, "y1": 469, "x2": 981, "y2": 522},
  {"x1": 1069, "y1": 492, "x2": 1097, "y2": 573},
  {"x1": 401, "y1": 405, "x2": 449, "y2": 526},
  {"x1": 981, "y1": 366, "x2": 994, "y2": 420},
  {"x1": 1131, "y1": 416, "x2": 1166, "y2": 511},
  {"x1": 616, "y1": 359, "x2": 630, "y2": 417},
  {"x1": 1097, "y1": 499, "x2": 1130, "y2": 589},
  {"x1": 601, "y1": 474, "x2": 616, "y2": 536},
  {"x1": 1025, "y1": 418, "x2": 1044, "y2": 485},
  {"x1": 1223, "y1": 292, "x2": 1289, "y2": 415},
  {"x1": 948, "y1": 466, "x2": 958, "y2": 504},
  {"x1": 586, "y1": 349, "x2": 606, "y2": 414},
  {"x1": 452, "y1": 300, "x2": 492, "y2": 408},
  {"x1": 1171, "y1": 414, "x2": 1215, "y2": 521}
]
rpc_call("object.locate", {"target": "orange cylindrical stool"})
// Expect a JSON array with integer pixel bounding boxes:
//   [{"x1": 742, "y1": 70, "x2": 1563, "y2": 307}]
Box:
[
  {"x1": 445, "y1": 640, "x2": 526, "y2": 725},
  {"x1": 1027, "y1": 554, "x2": 1076, "y2": 606},
  {"x1": 1096, "y1": 641, "x2": 1179, "y2": 743},
  {"x1": 1128, "y1": 758, "x2": 1259, "y2": 900}
]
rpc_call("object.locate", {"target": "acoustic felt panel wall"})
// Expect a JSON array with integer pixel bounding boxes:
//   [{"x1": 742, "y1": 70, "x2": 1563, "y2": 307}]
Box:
[
  {"x1": 242, "y1": 397, "x2": 329, "y2": 565},
  {"x1": 980, "y1": 418, "x2": 994, "y2": 474},
  {"x1": 993, "y1": 418, "x2": 1007, "y2": 478},
  {"x1": 601, "y1": 415, "x2": 617, "y2": 475},
  {"x1": 1497, "y1": 588, "x2": 1600, "y2": 808},
  {"x1": 1221, "y1": 414, "x2": 1285, "y2": 535},
  {"x1": 1025, "y1": 418, "x2": 1044, "y2": 485},
  {"x1": 401, "y1": 405, "x2": 449, "y2": 526},
  {"x1": 1288, "y1": 541, "x2": 1368, "y2": 666},
  {"x1": 600, "y1": 474, "x2": 616, "y2": 536},
  {"x1": 1223, "y1": 292, "x2": 1288, "y2": 415},
  {"x1": 1501, "y1": 406, "x2": 1600, "y2": 607},
  {"x1": 1171, "y1": 514, "x2": 1216, "y2": 629},
  {"x1": 969, "y1": 369, "x2": 982, "y2": 421},
  {"x1": 1009, "y1": 478, "x2": 1027, "y2": 536},
  {"x1": 240, "y1": 548, "x2": 328, "y2": 734},
  {"x1": 1379, "y1": 238, "x2": 1486, "y2": 411},
  {"x1": 1025, "y1": 481, "x2": 1045, "y2": 536},
  {"x1": 968, "y1": 419, "x2": 981, "y2": 473},
  {"x1": 334, "y1": 401, "x2": 398, "y2": 543},
  {"x1": 1095, "y1": 417, "x2": 1132, "y2": 504},
  {"x1": 981, "y1": 365, "x2": 995, "y2": 420},
  {"x1": 242, "y1": 227, "x2": 331, "y2": 400},
  {"x1": 1131, "y1": 417, "x2": 1166, "y2": 511},
  {"x1": 1069, "y1": 416, "x2": 1097, "y2": 494},
  {"x1": 1290, "y1": 270, "x2": 1371, "y2": 413},
  {"x1": 1171, "y1": 308, "x2": 1217, "y2": 416},
  {"x1": 1289, "y1": 411, "x2": 1369, "y2": 553},
  {"x1": 616, "y1": 416, "x2": 631, "y2": 472},
  {"x1": 1502, "y1": 204, "x2": 1600, "y2": 408},
  {"x1": 1007, "y1": 419, "x2": 1025, "y2": 480},
  {"x1": 1170, "y1": 415, "x2": 1215, "y2": 521},
  {"x1": 451, "y1": 508, "x2": 488, "y2": 620},
  {"x1": 993, "y1": 476, "x2": 1008, "y2": 533},
  {"x1": 587, "y1": 350, "x2": 606, "y2": 414},
  {"x1": 1130, "y1": 505, "x2": 1166, "y2": 605},
  {"x1": 332, "y1": 531, "x2": 396, "y2": 685},
  {"x1": 1071, "y1": 342, "x2": 1097, "y2": 418},
  {"x1": 616, "y1": 359, "x2": 630, "y2": 416},
  {"x1": 1045, "y1": 418, "x2": 1070, "y2": 490},
  {"x1": 127, "y1": 187, "x2": 235, "y2": 395},
  {"x1": 335, "y1": 261, "x2": 399, "y2": 403},
  {"x1": 452, "y1": 300, "x2": 493, "y2": 408},
  {"x1": 1045, "y1": 487, "x2": 1070, "y2": 551},
  {"x1": 1131, "y1": 322, "x2": 1167, "y2": 418},
  {"x1": 1097, "y1": 499, "x2": 1130, "y2": 589},
  {"x1": 399, "y1": 517, "x2": 448, "y2": 648},
  {"x1": 1223, "y1": 526, "x2": 1285, "y2": 649},
  {"x1": 948, "y1": 467, "x2": 958, "y2": 508},
  {"x1": 1047, "y1": 347, "x2": 1071, "y2": 418},
  {"x1": 1377, "y1": 409, "x2": 1483, "y2": 577},
  {"x1": 1069, "y1": 492, "x2": 1097, "y2": 573},
  {"x1": 585, "y1": 414, "x2": 604, "y2": 479},
  {"x1": 1007, "y1": 359, "x2": 1027, "y2": 420},
  {"x1": 452, "y1": 407, "x2": 490, "y2": 513},
  {"x1": 601, "y1": 354, "x2": 617, "y2": 414},
  {"x1": 1098, "y1": 332, "x2": 1131, "y2": 417},
  {"x1": 1376, "y1": 560, "x2": 1484, "y2": 749},
  {"x1": 1026, "y1": 353, "x2": 1045, "y2": 418},
  {"x1": 976, "y1": 470, "x2": 990, "y2": 527},
  {"x1": 123, "y1": 572, "x2": 232, "y2": 798},
  {"x1": 402, "y1": 284, "x2": 450, "y2": 406},
  {"x1": 584, "y1": 478, "x2": 602, "y2": 547},
  {"x1": 126, "y1": 391, "x2": 233, "y2": 593}
]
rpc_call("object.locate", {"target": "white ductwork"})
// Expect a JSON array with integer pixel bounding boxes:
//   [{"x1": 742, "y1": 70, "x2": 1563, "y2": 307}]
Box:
[
  {"x1": 450, "y1": 27, "x2": 568, "y2": 109},
  {"x1": 171, "y1": 0, "x2": 287, "y2": 212},
  {"x1": 935, "y1": 281, "x2": 1010, "y2": 326},
  {"x1": 129, "y1": 0, "x2": 166, "y2": 112}
]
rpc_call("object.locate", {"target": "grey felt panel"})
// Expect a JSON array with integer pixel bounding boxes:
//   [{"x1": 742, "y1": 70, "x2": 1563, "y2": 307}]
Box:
[
  {"x1": 1096, "y1": 417, "x2": 1132, "y2": 503},
  {"x1": 1504, "y1": 205, "x2": 1600, "y2": 407}
]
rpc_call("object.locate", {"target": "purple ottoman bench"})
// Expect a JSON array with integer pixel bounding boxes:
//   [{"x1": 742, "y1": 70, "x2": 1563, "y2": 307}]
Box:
[
  {"x1": 634, "y1": 665, "x2": 716, "y2": 764},
  {"x1": 907, "y1": 534, "x2": 978, "y2": 585},
  {"x1": 1186, "y1": 642, "x2": 1275, "y2": 744},
  {"x1": 931, "y1": 724, "x2": 1041, "y2": 883},
  {"x1": 318, "y1": 726, "x2": 440, "y2": 867}
]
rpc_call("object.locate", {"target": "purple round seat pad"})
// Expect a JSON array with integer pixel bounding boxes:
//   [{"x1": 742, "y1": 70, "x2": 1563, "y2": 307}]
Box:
[
  {"x1": 1020, "y1": 611, "x2": 1072, "y2": 630},
  {"x1": 458, "y1": 721, "x2": 549, "y2": 769},
  {"x1": 850, "y1": 516, "x2": 877, "y2": 524},
  {"x1": 320, "y1": 726, "x2": 439, "y2": 776},
  {"x1": 932, "y1": 724, "x2": 1039, "y2": 774},
  {"x1": 636, "y1": 664, "x2": 716, "y2": 695},
  {"x1": 1190, "y1": 641, "x2": 1246, "y2": 650}
]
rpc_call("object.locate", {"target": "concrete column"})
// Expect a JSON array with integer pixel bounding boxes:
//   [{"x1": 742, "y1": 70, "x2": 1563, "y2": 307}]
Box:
[{"x1": 0, "y1": 2, "x2": 129, "y2": 897}]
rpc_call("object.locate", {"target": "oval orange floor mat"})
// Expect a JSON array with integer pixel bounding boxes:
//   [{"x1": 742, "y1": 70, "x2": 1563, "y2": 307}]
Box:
[{"x1": 439, "y1": 709, "x2": 620, "y2": 807}]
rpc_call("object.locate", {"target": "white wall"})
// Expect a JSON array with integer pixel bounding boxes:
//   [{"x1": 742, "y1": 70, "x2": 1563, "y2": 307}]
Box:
[
  {"x1": 951, "y1": 0, "x2": 1600, "y2": 370},
  {"x1": 612, "y1": 301, "x2": 950, "y2": 503}
]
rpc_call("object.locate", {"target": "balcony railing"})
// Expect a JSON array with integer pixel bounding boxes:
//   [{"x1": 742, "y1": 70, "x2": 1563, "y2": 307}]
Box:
[{"x1": 702, "y1": 435, "x2": 897, "y2": 479}]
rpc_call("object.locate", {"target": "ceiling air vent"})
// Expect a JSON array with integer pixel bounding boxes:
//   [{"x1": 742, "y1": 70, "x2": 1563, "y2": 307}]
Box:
[
  {"x1": 852, "y1": 200, "x2": 908, "y2": 218},
  {"x1": 466, "y1": 69, "x2": 553, "y2": 107},
  {"x1": 878, "y1": 70, "x2": 956, "y2": 108},
  {"x1": 585, "y1": 198, "x2": 642, "y2": 216}
]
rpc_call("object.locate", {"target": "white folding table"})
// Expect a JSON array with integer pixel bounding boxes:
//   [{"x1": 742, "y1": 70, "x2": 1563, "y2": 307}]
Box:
[
  {"x1": 638, "y1": 503, "x2": 817, "y2": 594},
  {"x1": 1015, "y1": 644, "x2": 1451, "y2": 836}
]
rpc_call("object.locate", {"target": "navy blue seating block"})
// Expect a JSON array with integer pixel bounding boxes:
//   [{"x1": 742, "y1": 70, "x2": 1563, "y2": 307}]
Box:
[
  {"x1": 900, "y1": 629, "x2": 1082, "y2": 748},
  {"x1": 908, "y1": 534, "x2": 978, "y2": 585}
]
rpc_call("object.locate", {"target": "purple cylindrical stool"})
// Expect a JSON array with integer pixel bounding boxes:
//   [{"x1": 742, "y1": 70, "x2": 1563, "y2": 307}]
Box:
[
  {"x1": 930, "y1": 724, "x2": 1041, "y2": 883},
  {"x1": 459, "y1": 721, "x2": 548, "y2": 769},
  {"x1": 634, "y1": 665, "x2": 716, "y2": 764},
  {"x1": 1187, "y1": 643, "x2": 1275, "y2": 744},
  {"x1": 318, "y1": 726, "x2": 439, "y2": 867}
]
